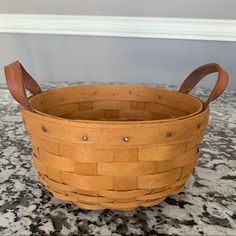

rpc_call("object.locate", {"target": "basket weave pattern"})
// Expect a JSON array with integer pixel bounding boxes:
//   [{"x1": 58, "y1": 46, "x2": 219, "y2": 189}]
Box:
[
  {"x1": 32, "y1": 137, "x2": 200, "y2": 210},
  {"x1": 23, "y1": 98, "x2": 208, "y2": 210}
]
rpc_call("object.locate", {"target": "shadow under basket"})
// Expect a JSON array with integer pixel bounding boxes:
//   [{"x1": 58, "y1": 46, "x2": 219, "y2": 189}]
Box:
[{"x1": 5, "y1": 61, "x2": 228, "y2": 210}]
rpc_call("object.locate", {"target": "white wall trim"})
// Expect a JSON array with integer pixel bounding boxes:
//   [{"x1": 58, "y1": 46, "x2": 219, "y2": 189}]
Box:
[{"x1": 0, "y1": 14, "x2": 236, "y2": 41}]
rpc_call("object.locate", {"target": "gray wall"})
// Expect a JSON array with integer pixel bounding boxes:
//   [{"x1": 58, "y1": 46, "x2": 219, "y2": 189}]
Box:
[
  {"x1": 0, "y1": 34, "x2": 235, "y2": 89},
  {"x1": 0, "y1": 0, "x2": 235, "y2": 90},
  {"x1": 1, "y1": 0, "x2": 236, "y2": 19}
]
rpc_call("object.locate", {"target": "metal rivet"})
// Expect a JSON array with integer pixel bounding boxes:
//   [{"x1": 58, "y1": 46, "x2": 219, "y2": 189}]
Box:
[
  {"x1": 41, "y1": 126, "x2": 48, "y2": 132},
  {"x1": 123, "y1": 136, "x2": 129, "y2": 142},
  {"x1": 82, "y1": 135, "x2": 88, "y2": 141}
]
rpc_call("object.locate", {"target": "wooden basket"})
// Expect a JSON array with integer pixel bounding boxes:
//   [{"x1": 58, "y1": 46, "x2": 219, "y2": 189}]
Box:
[{"x1": 5, "y1": 61, "x2": 228, "y2": 210}]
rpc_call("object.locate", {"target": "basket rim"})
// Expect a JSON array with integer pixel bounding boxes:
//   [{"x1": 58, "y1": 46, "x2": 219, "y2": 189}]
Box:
[
  {"x1": 28, "y1": 83, "x2": 204, "y2": 125},
  {"x1": 23, "y1": 106, "x2": 209, "y2": 130}
]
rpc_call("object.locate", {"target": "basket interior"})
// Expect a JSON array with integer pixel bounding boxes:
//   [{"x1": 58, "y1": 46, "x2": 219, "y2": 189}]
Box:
[{"x1": 29, "y1": 84, "x2": 203, "y2": 121}]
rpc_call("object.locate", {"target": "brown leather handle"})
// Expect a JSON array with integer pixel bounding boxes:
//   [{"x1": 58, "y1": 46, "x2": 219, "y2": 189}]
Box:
[
  {"x1": 179, "y1": 63, "x2": 229, "y2": 110},
  {"x1": 4, "y1": 61, "x2": 42, "y2": 111}
]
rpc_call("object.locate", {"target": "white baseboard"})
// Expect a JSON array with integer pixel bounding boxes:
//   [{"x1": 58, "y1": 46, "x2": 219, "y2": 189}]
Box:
[{"x1": 0, "y1": 14, "x2": 236, "y2": 41}]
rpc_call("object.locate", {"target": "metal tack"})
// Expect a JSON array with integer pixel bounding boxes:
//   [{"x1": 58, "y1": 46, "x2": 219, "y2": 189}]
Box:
[
  {"x1": 82, "y1": 135, "x2": 88, "y2": 141},
  {"x1": 123, "y1": 136, "x2": 129, "y2": 142}
]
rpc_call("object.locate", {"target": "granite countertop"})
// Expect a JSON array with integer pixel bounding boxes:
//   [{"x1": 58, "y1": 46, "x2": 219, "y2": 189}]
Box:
[{"x1": 0, "y1": 83, "x2": 235, "y2": 236}]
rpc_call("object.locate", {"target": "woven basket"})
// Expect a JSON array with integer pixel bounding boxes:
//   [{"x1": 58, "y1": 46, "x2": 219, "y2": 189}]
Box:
[{"x1": 5, "y1": 61, "x2": 228, "y2": 210}]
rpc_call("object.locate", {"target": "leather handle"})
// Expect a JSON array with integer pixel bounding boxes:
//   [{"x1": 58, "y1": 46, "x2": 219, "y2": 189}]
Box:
[
  {"x1": 4, "y1": 61, "x2": 42, "y2": 111},
  {"x1": 179, "y1": 63, "x2": 229, "y2": 110}
]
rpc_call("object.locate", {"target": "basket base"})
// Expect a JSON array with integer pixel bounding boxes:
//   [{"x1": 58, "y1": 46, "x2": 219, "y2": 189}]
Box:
[{"x1": 40, "y1": 176, "x2": 185, "y2": 211}]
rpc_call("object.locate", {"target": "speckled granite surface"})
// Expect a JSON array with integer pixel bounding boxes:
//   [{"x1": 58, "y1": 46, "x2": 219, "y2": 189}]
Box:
[{"x1": 0, "y1": 83, "x2": 235, "y2": 236}]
